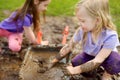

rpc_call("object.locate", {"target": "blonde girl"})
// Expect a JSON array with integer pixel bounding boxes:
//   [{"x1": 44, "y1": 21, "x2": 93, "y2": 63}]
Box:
[{"x1": 50, "y1": 0, "x2": 120, "y2": 79}]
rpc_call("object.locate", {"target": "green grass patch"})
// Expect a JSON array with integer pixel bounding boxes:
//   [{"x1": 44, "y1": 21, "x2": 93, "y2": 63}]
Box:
[
  {"x1": 0, "y1": 0, "x2": 24, "y2": 10},
  {"x1": 0, "y1": 0, "x2": 120, "y2": 36},
  {"x1": 109, "y1": 0, "x2": 120, "y2": 36},
  {"x1": 0, "y1": 0, "x2": 79, "y2": 20},
  {"x1": 46, "y1": 0, "x2": 79, "y2": 16},
  {"x1": 0, "y1": 0, "x2": 24, "y2": 20}
]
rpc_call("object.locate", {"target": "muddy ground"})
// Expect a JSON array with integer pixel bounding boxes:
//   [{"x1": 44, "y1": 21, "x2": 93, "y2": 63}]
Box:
[{"x1": 0, "y1": 16, "x2": 120, "y2": 80}]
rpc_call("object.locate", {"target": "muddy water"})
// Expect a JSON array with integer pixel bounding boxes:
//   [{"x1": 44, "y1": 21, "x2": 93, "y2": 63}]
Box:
[
  {"x1": 0, "y1": 55, "x2": 22, "y2": 80},
  {"x1": 19, "y1": 46, "x2": 66, "y2": 80},
  {"x1": 1, "y1": 46, "x2": 120, "y2": 80},
  {"x1": 19, "y1": 46, "x2": 105, "y2": 80}
]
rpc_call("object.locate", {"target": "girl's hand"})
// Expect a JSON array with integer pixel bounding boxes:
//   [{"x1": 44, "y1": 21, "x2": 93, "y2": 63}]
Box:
[
  {"x1": 41, "y1": 41, "x2": 49, "y2": 45},
  {"x1": 66, "y1": 65, "x2": 81, "y2": 75}
]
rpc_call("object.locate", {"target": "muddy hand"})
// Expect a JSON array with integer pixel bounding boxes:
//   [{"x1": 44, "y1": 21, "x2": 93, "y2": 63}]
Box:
[
  {"x1": 55, "y1": 53, "x2": 64, "y2": 61},
  {"x1": 62, "y1": 64, "x2": 73, "y2": 76},
  {"x1": 47, "y1": 62, "x2": 56, "y2": 69},
  {"x1": 48, "y1": 53, "x2": 64, "y2": 69},
  {"x1": 66, "y1": 65, "x2": 82, "y2": 75}
]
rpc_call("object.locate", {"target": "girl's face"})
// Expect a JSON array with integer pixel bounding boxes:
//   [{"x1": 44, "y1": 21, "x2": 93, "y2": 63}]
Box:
[
  {"x1": 76, "y1": 7, "x2": 97, "y2": 32},
  {"x1": 36, "y1": 0, "x2": 51, "y2": 12}
]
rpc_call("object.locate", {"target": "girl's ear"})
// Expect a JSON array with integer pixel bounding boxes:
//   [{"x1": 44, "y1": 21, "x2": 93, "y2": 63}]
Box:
[
  {"x1": 34, "y1": 0, "x2": 39, "y2": 5},
  {"x1": 96, "y1": 17, "x2": 102, "y2": 25}
]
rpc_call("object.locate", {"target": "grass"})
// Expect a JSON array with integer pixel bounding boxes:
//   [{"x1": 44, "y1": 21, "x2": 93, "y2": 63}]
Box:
[
  {"x1": 0, "y1": 0, "x2": 24, "y2": 20},
  {"x1": 46, "y1": 0, "x2": 79, "y2": 16},
  {"x1": 0, "y1": 0, "x2": 120, "y2": 35},
  {"x1": 109, "y1": 0, "x2": 120, "y2": 35},
  {"x1": 0, "y1": 0, "x2": 79, "y2": 20}
]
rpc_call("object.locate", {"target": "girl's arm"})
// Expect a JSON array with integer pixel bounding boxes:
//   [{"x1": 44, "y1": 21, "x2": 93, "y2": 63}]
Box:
[
  {"x1": 49, "y1": 28, "x2": 81, "y2": 68},
  {"x1": 23, "y1": 26, "x2": 38, "y2": 44},
  {"x1": 49, "y1": 37, "x2": 78, "y2": 69},
  {"x1": 53, "y1": 27, "x2": 82, "y2": 62},
  {"x1": 67, "y1": 48, "x2": 112, "y2": 75},
  {"x1": 52, "y1": 38, "x2": 77, "y2": 63}
]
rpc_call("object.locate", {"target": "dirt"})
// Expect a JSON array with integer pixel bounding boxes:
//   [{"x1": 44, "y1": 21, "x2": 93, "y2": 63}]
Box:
[
  {"x1": 0, "y1": 16, "x2": 120, "y2": 80},
  {"x1": 19, "y1": 45, "x2": 65, "y2": 80}
]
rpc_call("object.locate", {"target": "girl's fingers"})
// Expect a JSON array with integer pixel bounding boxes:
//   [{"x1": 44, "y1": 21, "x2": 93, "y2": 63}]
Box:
[{"x1": 62, "y1": 66, "x2": 73, "y2": 76}]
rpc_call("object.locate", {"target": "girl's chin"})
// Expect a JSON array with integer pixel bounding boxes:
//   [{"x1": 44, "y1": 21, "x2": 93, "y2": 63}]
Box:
[
  {"x1": 82, "y1": 29, "x2": 88, "y2": 32},
  {"x1": 82, "y1": 28, "x2": 86, "y2": 31}
]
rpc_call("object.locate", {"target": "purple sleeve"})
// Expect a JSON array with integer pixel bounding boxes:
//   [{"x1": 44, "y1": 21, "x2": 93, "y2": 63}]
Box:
[
  {"x1": 23, "y1": 15, "x2": 32, "y2": 27},
  {"x1": 103, "y1": 31, "x2": 120, "y2": 50},
  {"x1": 73, "y1": 28, "x2": 83, "y2": 43}
]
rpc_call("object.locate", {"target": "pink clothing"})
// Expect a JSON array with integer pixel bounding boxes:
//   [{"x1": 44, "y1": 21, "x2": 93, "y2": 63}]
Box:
[{"x1": 0, "y1": 28, "x2": 23, "y2": 52}]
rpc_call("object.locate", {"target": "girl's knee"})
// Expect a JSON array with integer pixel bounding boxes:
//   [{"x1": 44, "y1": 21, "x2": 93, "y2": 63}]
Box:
[
  {"x1": 9, "y1": 45, "x2": 21, "y2": 52},
  {"x1": 71, "y1": 59, "x2": 77, "y2": 67},
  {"x1": 71, "y1": 57, "x2": 83, "y2": 67}
]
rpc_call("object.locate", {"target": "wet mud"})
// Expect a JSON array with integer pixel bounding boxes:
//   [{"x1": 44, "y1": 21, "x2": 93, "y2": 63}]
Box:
[
  {"x1": 19, "y1": 45, "x2": 64, "y2": 80},
  {"x1": 0, "y1": 17, "x2": 120, "y2": 80},
  {"x1": 19, "y1": 45, "x2": 102, "y2": 80}
]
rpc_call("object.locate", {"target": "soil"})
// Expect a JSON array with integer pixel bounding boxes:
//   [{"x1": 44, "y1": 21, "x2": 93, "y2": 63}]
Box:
[{"x1": 0, "y1": 16, "x2": 120, "y2": 80}]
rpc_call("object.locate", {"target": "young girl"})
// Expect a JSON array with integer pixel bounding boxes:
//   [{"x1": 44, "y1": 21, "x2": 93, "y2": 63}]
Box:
[
  {"x1": 0, "y1": 0, "x2": 51, "y2": 52},
  {"x1": 50, "y1": 0, "x2": 120, "y2": 79}
]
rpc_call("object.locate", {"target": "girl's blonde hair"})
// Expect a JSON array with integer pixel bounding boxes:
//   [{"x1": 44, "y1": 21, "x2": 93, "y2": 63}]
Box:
[{"x1": 76, "y1": 0, "x2": 116, "y2": 45}]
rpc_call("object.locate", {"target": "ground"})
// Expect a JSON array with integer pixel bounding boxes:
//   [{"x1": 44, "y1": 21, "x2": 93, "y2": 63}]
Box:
[{"x1": 0, "y1": 16, "x2": 120, "y2": 80}]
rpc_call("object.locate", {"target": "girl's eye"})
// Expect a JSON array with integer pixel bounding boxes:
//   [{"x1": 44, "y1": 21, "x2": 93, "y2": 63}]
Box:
[{"x1": 78, "y1": 19, "x2": 85, "y2": 23}]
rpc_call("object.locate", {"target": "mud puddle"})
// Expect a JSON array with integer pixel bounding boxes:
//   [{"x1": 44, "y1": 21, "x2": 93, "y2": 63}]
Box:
[
  {"x1": 19, "y1": 45, "x2": 64, "y2": 80},
  {"x1": 0, "y1": 16, "x2": 120, "y2": 80},
  {"x1": 0, "y1": 54, "x2": 22, "y2": 80},
  {"x1": 19, "y1": 45, "x2": 105, "y2": 80}
]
